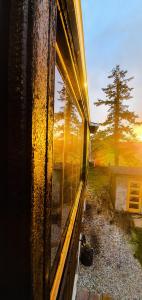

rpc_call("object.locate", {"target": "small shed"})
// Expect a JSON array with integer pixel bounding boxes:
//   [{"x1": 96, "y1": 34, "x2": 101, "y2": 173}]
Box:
[{"x1": 110, "y1": 167, "x2": 142, "y2": 214}]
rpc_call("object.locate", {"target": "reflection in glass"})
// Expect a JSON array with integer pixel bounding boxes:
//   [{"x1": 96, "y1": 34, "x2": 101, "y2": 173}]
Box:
[{"x1": 51, "y1": 66, "x2": 84, "y2": 267}]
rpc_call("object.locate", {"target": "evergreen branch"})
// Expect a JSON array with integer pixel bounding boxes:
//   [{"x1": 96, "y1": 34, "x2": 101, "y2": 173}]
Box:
[
  {"x1": 94, "y1": 99, "x2": 113, "y2": 106},
  {"x1": 119, "y1": 110, "x2": 138, "y2": 122}
]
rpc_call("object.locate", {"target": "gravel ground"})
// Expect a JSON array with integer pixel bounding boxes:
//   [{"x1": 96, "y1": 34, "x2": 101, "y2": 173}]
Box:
[{"x1": 77, "y1": 189, "x2": 142, "y2": 300}]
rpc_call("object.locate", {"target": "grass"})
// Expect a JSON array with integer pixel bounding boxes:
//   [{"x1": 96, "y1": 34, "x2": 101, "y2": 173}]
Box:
[
  {"x1": 114, "y1": 211, "x2": 134, "y2": 235},
  {"x1": 88, "y1": 164, "x2": 109, "y2": 193},
  {"x1": 130, "y1": 228, "x2": 142, "y2": 266}
]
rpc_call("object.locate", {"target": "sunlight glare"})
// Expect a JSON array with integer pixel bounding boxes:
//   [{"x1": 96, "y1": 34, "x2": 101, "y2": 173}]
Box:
[{"x1": 135, "y1": 125, "x2": 142, "y2": 141}]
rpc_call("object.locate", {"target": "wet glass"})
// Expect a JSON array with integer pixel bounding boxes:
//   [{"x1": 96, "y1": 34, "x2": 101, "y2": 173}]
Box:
[{"x1": 51, "y1": 66, "x2": 84, "y2": 267}]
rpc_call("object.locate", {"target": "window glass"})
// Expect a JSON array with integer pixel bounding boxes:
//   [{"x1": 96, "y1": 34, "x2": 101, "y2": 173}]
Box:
[
  {"x1": 129, "y1": 203, "x2": 139, "y2": 209},
  {"x1": 130, "y1": 190, "x2": 140, "y2": 196},
  {"x1": 129, "y1": 196, "x2": 139, "y2": 202},
  {"x1": 51, "y1": 66, "x2": 83, "y2": 267},
  {"x1": 130, "y1": 182, "x2": 140, "y2": 189}
]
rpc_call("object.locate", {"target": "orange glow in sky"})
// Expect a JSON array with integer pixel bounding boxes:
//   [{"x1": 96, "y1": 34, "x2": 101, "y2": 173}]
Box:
[{"x1": 134, "y1": 125, "x2": 142, "y2": 141}]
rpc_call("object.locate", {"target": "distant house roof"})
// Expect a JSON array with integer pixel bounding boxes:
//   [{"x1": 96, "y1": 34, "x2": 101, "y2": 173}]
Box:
[{"x1": 110, "y1": 166, "x2": 142, "y2": 177}]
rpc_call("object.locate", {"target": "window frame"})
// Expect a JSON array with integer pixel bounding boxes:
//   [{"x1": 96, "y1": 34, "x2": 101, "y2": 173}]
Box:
[
  {"x1": 127, "y1": 180, "x2": 142, "y2": 213},
  {"x1": 51, "y1": 50, "x2": 85, "y2": 284}
]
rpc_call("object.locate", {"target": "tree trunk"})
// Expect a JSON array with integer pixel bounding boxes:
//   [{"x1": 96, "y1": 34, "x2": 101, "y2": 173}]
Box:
[
  {"x1": 114, "y1": 80, "x2": 120, "y2": 166},
  {"x1": 114, "y1": 137, "x2": 119, "y2": 166},
  {"x1": 114, "y1": 149, "x2": 119, "y2": 166}
]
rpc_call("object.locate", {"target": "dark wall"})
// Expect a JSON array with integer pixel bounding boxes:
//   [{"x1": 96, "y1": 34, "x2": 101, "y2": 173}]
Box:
[
  {"x1": 7, "y1": 1, "x2": 33, "y2": 299},
  {"x1": 1, "y1": 0, "x2": 10, "y2": 298},
  {"x1": 31, "y1": 1, "x2": 56, "y2": 299},
  {"x1": 6, "y1": 1, "x2": 56, "y2": 299}
]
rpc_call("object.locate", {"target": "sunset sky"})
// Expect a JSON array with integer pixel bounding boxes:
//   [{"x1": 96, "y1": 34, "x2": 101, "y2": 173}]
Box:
[{"x1": 82, "y1": 0, "x2": 142, "y2": 125}]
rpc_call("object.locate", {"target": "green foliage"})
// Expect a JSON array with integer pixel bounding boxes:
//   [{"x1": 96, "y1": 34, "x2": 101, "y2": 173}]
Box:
[
  {"x1": 94, "y1": 65, "x2": 140, "y2": 165},
  {"x1": 130, "y1": 228, "x2": 142, "y2": 266},
  {"x1": 114, "y1": 211, "x2": 134, "y2": 235},
  {"x1": 90, "y1": 130, "x2": 115, "y2": 166}
]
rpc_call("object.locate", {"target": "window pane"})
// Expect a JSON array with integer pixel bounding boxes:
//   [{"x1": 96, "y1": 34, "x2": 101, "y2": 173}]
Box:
[
  {"x1": 129, "y1": 203, "x2": 139, "y2": 209},
  {"x1": 51, "y1": 66, "x2": 84, "y2": 267},
  {"x1": 130, "y1": 190, "x2": 140, "y2": 196},
  {"x1": 63, "y1": 92, "x2": 83, "y2": 228},
  {"x1": 51, "y1": 67, "x2": 65, "y2": 266},
  {"x1": 130, "y1": 182, "x2": 140, "y2": 189},
  {"x1": 130, "y1": 196, "x2": 139, "y2": 202}
]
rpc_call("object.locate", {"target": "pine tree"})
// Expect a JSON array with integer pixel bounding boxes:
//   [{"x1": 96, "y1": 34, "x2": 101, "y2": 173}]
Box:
[{"x1": 94, "y1": 65, "x2": 139, "y2": 166}]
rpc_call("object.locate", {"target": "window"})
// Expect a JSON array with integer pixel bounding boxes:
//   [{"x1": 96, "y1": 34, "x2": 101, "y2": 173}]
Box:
[
  {"x1": 127, "y1": 181, "x2": 142, "y2": 213},
  {"x1": 51, "y1": 66, "x2": 84, "y2": 268}
]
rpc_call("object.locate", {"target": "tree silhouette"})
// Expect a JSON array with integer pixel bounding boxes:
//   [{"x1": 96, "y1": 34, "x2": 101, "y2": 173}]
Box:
[{"x1": 94, "y1": 65, "x2": 140, "y2": 166}]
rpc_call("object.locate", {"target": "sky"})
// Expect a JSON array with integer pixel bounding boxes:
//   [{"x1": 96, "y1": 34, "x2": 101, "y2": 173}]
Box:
[{"x1": 81, "y1": 0, "x2": 142, "y2": 124}]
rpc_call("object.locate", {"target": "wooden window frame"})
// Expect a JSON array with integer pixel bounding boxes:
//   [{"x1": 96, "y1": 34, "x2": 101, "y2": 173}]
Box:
[{"x1": 127, "y1": 180, "x2": 142, "y2": 213}]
